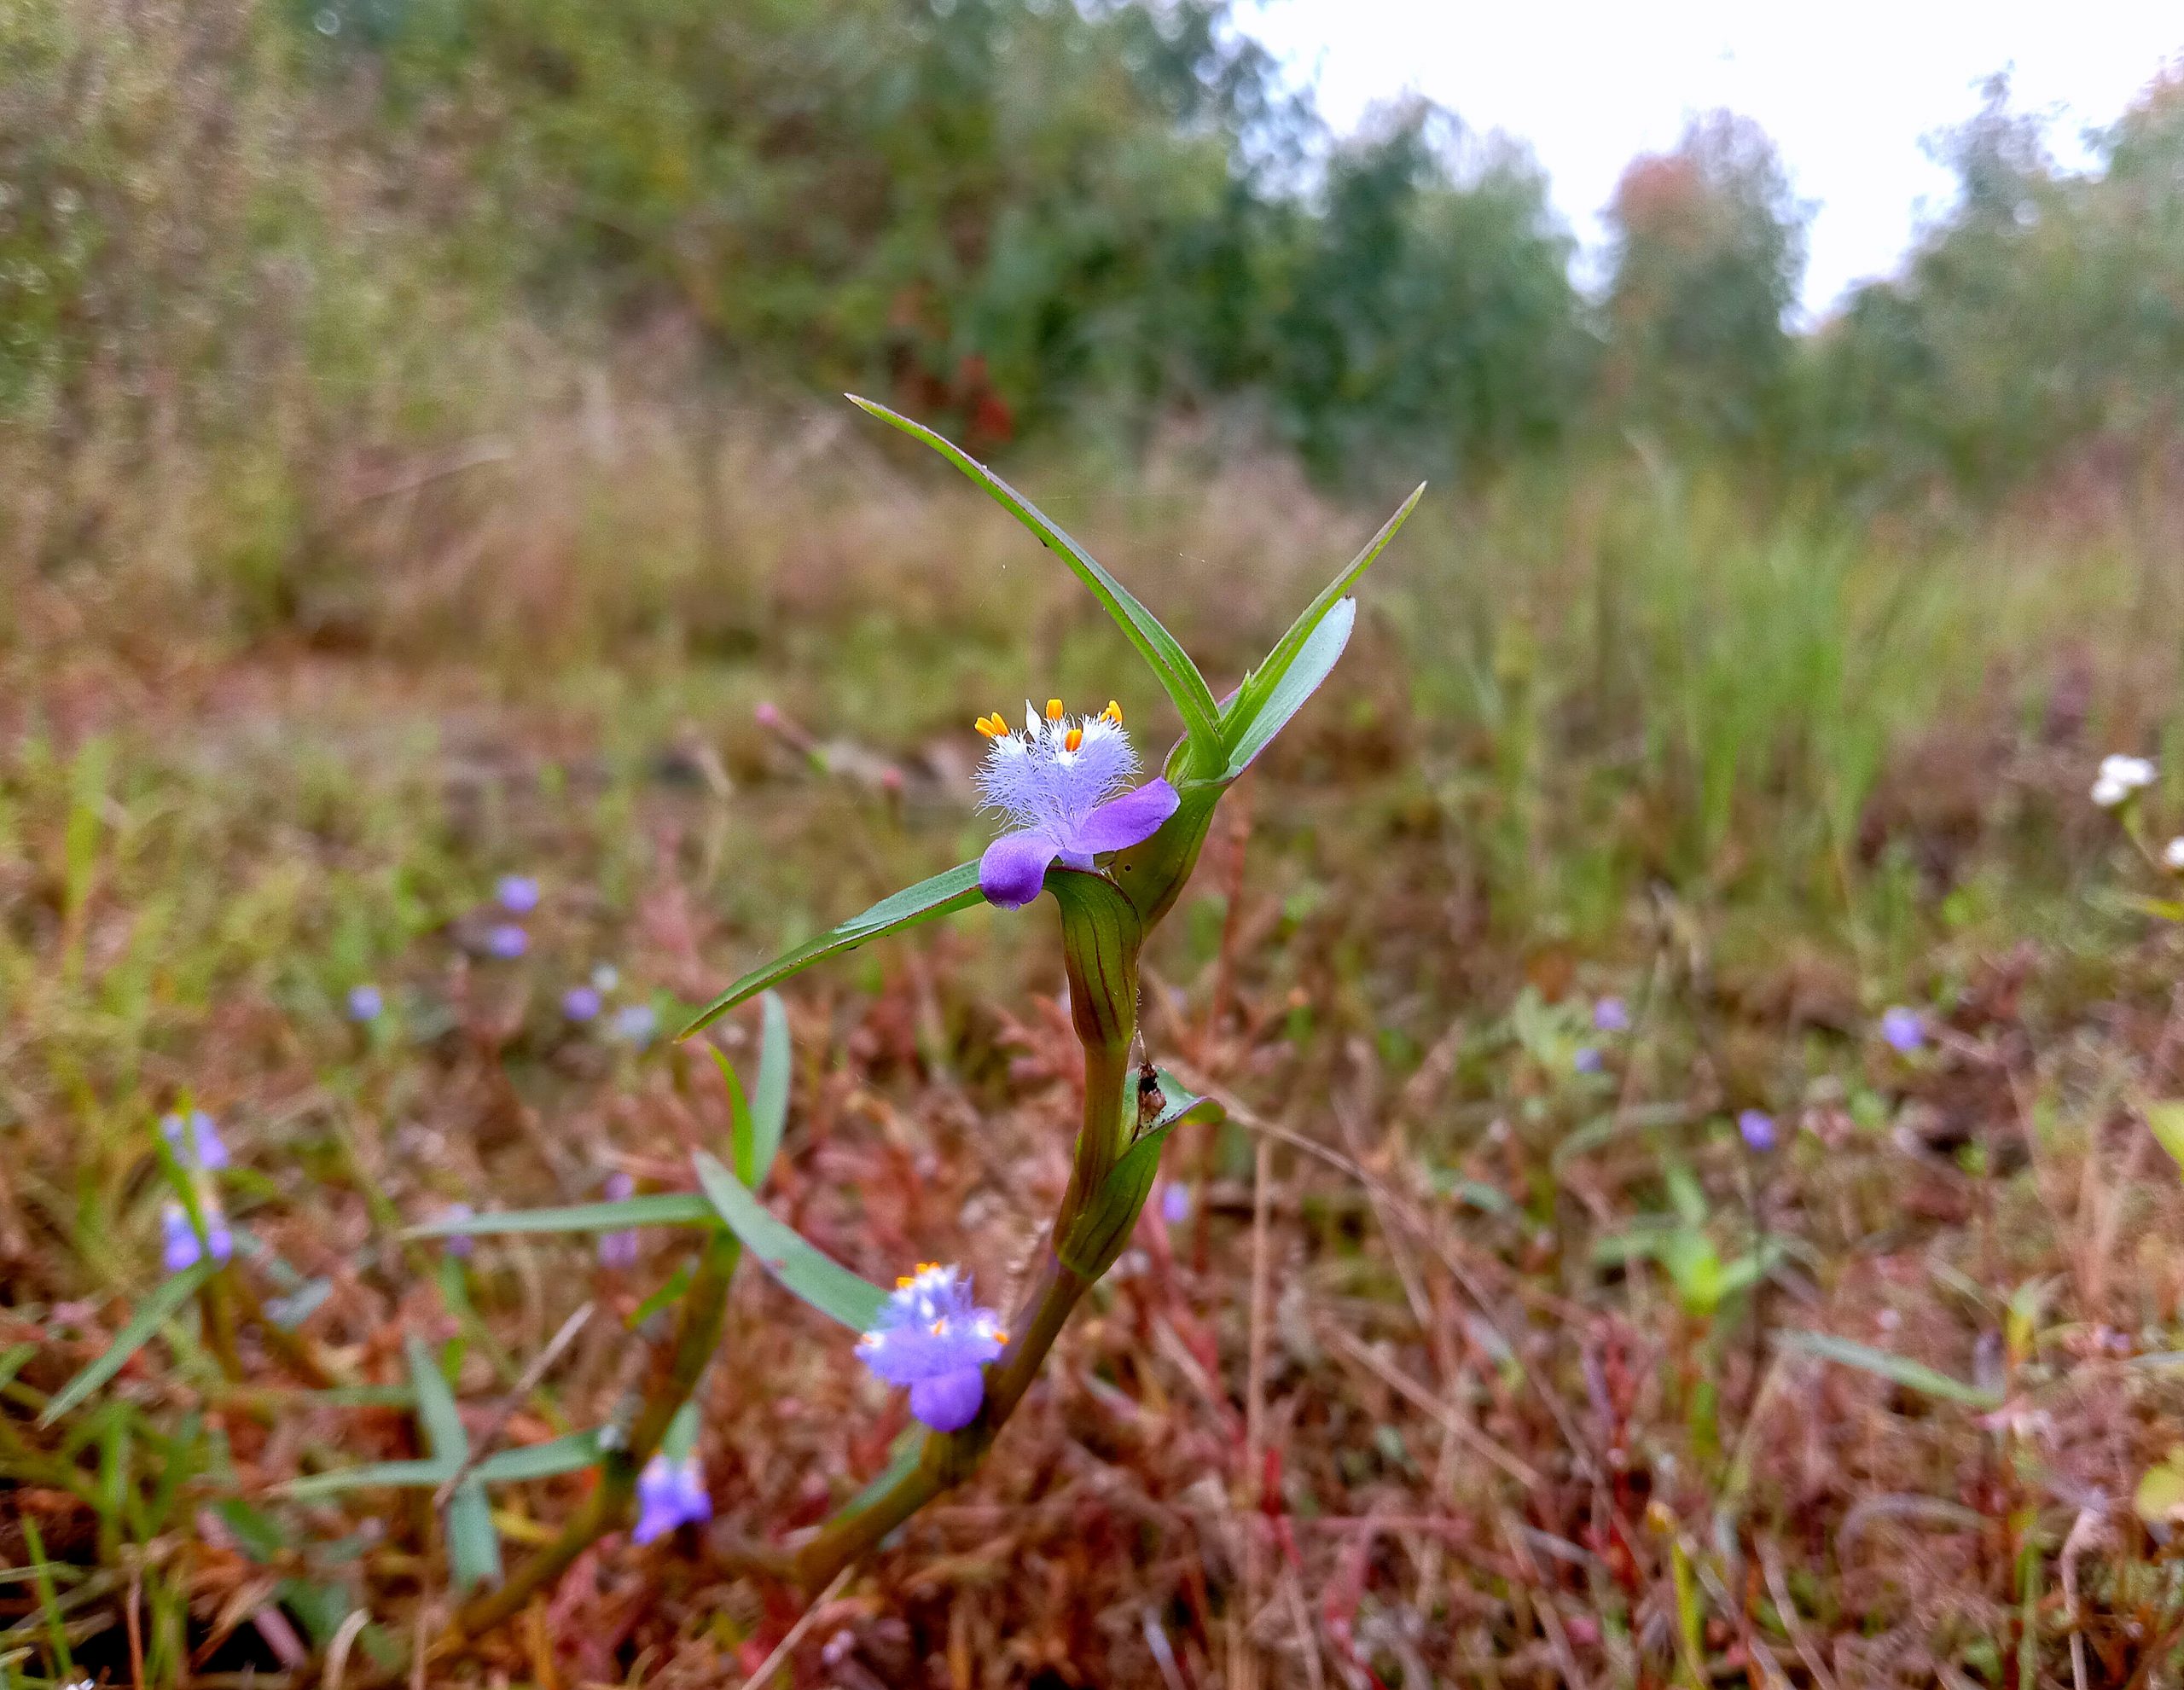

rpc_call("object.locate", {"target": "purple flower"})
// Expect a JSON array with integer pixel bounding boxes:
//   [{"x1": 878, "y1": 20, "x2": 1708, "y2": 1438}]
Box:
[
  {"x1": 346, "y1": 984, "x2": 384, "y2": 1023},
  {"x1": 856, "y1": 1263, "x2": 1008, "y2": 1432},
  {"x1": 440, "y1": 1202, "x2": 476, "y2": 1259},
  {"x1": 611, "y1": 1003, "x2": 659, "y2": 1048},
  {"x1": 561, "y1": 984, "x2": 602, "y2": 1022},
  {"x1": 1592, "y1": 997, "x2": 1630, "y2": 1033},
  {"x1": 597, "y1": 1172, "x2": 639, "y2": 1268},
  {"x1": 1879, "y1": 1006, "x2": 1925, "y2": 1054},
  {"x1": 1737, "y1": 1110, "x2": 1777, "y2": 1153},
  {"x1": 1572, "y1": 1046, "x2": 1604, "y2": 1075},
  {"x1": 972, "y1": 700, "x2": 1179, "y2": 909},
  {"x1": 484, "y1": 923, "x2": 528, "y2": 960},
  {"x1": 161, "y1": 1200, "x2": 234, "y2": 1273},
  {"x1": 496, "y1": 874, "x2": 541, "y2": 915},
  {"x1": 1160, "y1": 1182, "x2": 1192, "y2": 1225},
  {"x1": 161, "y1": 1110, "x2": 229, "y2": 1171},
  {"x1": 631, "y1": 1454, "x2": 712, "y2": 1544}
]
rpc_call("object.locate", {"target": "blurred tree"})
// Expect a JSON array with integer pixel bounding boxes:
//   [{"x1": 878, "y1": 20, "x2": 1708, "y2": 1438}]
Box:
[
  {"x1": 1268, "y1": 103, "x2": 1588, "y2": 485},
  {"x1": 1601, "y1": 111, "x2": 1808, "y2": 452}
]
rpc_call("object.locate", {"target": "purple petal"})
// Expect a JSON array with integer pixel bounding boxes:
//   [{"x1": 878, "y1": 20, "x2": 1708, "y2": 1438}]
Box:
[
  {"x1": 979, "y1": 829, "x2": 1060, "y2": 909},
  {"x1": 909, "y1": 1367, "x2": 986, "y2": 1432},
  {"x1": 1070, "y1": 778, "x2": 1180, "y2": 856}
]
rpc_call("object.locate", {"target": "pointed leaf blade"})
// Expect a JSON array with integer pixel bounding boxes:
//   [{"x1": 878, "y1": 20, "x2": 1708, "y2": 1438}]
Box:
[
  {"x1": 1223, "y1": 598, "x2": 1356, "y2": 779},
  {"x1": 471, "y1": 1431, "x2": 608, "y2": 1484},
  {"x1": 679, "y1": 862, "x2": 985, "y2": 1038},
  {"x1": 1779, "y1": 1330, "x2": 2001, "y2": 1408},
  {"x1": 405, "y1": 1335, "x2": 469, "y2": 1463},
  {"x1": 445, "y1": 1479, "x2": 502, "y2": 1591},
  {"x1": 691, "y1": 1151, "x2": 887, "y2": 1332},
  {"x1": 1056, "y1": 1071, "x2": 1221, "y2": 1279},
  {"x1": 404, "y1": 1193, "x2": 716, "y2": 1238},
  {"x1": 283, "y1": 1460, "x2": 456, "y2": 1500},
  {"x1": 752, "y1": 991, "x2": 793, "y2": 1187},
  {"x1": 39, "y1": 1260, "x2": 218, "y2": 1426},
  {"x1": 1227, "y1": 484, "x2": 1420, "y2": 739},
  {"x1": 847, "y1": 396, "x2": 1224, "y2": 762}
]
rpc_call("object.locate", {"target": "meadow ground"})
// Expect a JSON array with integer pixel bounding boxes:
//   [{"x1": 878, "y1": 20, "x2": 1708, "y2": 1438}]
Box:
[{"x1": 6, "y1": 414, "x2": 2184, "y2": 1686}]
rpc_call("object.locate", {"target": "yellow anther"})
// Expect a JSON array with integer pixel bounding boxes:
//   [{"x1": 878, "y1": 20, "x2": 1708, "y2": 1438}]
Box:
[
  {"x1": 918, "y1": 1262, "x2": 938, "y2": 1274},
  {"x1": 1064, "y1": 726, "x2": 1083, "y2": 752},
  {"x1": 1046, "y1": 698, "x2": 1065, "y2": 723},
  {"x1": 974, "y1": 712, "x2": 1006, "y2": 739},
  {"x1": 896, "y1": 1276, "x2": 914, "y2": 1288},
  {"x1": 995, "y1": 1330, "x2": 1010, "y2": 1345},
  {"x1": 1102, "y1": 700, "x2": 1123, "y2": 726},
  {"x1": 930, "y1": 1320, "x2": 945, "y2": 1335}
]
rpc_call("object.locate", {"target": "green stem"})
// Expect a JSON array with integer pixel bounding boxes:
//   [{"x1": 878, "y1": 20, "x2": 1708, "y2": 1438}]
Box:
[
  {"x1": 448, "y1": 1229, "x2": 741, "y2": 1641},
  {"x1": 793, "y1": 877, "x2": 1141, "y2": 1590}
]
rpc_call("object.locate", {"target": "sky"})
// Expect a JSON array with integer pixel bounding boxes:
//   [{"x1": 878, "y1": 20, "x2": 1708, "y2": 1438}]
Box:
[{"x1": 1242, "y1": 0, "x2": 2184, "y2": 317}]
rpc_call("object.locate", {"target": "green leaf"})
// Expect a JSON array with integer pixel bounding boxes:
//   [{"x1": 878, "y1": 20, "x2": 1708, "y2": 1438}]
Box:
[
  {"x1": 1220, "y1": 598, "x2": 1356, "y2": 779},
  {"x1": 678, "y1": 861, "x2": 985, "y2": 1038},
  {"x1": 1226, "y1": 485, "x2": 1420, "y2": 739},
  {"x1": 445, "y1": 1478, "x2": 502, "y2": 1591},
  {"x1": 39, "y1": 1260, "x2": 217, "y2": 1426},
  {"x1": 405, "y1": 1336, "x2": 499, "y2": 1591},
  {"x1": 472, "y1": 1431, "x2": 608, "y2": 1484},
  {"x1": 405, "y1": 1335, "x2": 468, "y2": 1465},
  {"x1": 691, "y1": 1150, "x2": 887, "y2": 1332},
  {"x1": 1778, "y1": 1330, "x2": 2001, "y2": 1408},
  {"x1": 2147, "y1": 1101, "x2": 2184, "y2": 1174},
  {"x1": 752, "y1": 990, "x2": 793, "y2": 1187},
  {"x1": 659, "y1": 1401, "x2": 700, "y2": 1464},
  {"x1": 712, "y1": 1048, "x2": 758, "y2": 1188},
  {"x1": 847, "y1": 396, "x2": 1224, "y2": 763},
  {"x1": 1057, "y1": 1072, "x2": 1222, "y2": 1279},
  {"x1": 404, "y1": 1193, "x2": 716, "y2": 1237},
  {"x1": 284, "y1": 1459, "x2": 454, "y2": 1500}
]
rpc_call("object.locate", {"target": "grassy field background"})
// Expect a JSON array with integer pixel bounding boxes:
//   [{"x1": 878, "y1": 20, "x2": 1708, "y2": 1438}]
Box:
[
  {"x1": 9, "y1": 1, "x2": 2184, "y2": 1682},
  {"x1": 8, "y1": 404, "x2": 2184, "y2": 1684}
]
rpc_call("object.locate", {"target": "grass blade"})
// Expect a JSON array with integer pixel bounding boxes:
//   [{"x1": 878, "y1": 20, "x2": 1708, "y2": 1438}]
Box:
[
  {"x1": 846, "y1": 395, "x2": 1224, "y2": 761},
  {"x1": 1779, "y1": 1330, "x2": 2001, "y2": 1408},
  {"x1": 1226, "y1": 484, "x2": 1421, "y2": 736},
  {"x1": 404, "y1": 1193, "x2": 715, "y2": 1237},
  {"x1": 284, "y1": 1459, "x2": 454, "y2": 1499},
  {"x1": 39, "y1": 1260, "x2": 216, "y2": 1426},
  {"x1": 445, "y1": 1478, "x2": 502, "y2": 1591},
  {"x1": 405, "y1": 1335, "x2": 469, "y2": 1463},
  {"x1": 752, "y1": 990, "x2": 792, "y2": 1187},
  {"x1": 679, "y1": 861, "x2": 985, "y2": 1037},
  {"x1": 471, "y1": 1430, "x2": 607, "y2": 1484},
  {"x1": 1222, "y1": 597, "x2": 1356, "y2": 779},
  {"x1": 691, "y1": 1150, "x2": 886, "y2": 1332}
]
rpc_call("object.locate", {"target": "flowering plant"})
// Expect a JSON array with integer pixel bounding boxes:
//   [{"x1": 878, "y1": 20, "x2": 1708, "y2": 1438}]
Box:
[{"x1": 35, "y1": 399, "x2": 1417, "y2": 1652}]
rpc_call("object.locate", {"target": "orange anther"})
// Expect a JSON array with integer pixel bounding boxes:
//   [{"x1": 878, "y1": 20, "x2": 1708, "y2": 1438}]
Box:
[
  {"x1": 974, "y1": 714, "x2": 1004, "y2": 739},
  {"x1": 1045, "y1": 698, "x2": 1065, "y2": 723},
  {"x1": 1102, "y1": 700, "x2": 1123, "y2": 726},
  {"x1": 1065, "y1": 727, "x2": 1083, "y2": 752}
]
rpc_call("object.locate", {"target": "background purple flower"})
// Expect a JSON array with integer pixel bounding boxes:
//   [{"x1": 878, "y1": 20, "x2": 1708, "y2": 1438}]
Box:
[
  {"x1": 597, "y1": 1171, "x2": 639, "y2": 1267},
  {"x1": 161, "y1": 1201, "x2": 234, "y2": 1272},
  {"x1": 346, "y1": 983, "x2": 384, "y2": 1022},
  {"x1": 484, "y1": 923, "x2": 528, "y2": 959},
  {"x1": 612, "y1": 1002, "x2": 659, "y2": 1048},
  {"x1": 440, "y1": 1201, "x2": 476, "y2": 1258},
  {"x1": 632, "y1": 1455, "x2": 711, "y2": 1543},
  {"x1": 562, "y1": 984, "x2": 602, "y2": 1022},
  {"x1": 1592, "y1": 996, "x2": 1630, "y2": 1033},
  {"x1": 1572, "y1": 1045, "x2": 1604, "y2": 1074},
  {"x1": 1737, "y1": 1109, "x2": 1777, "y2": 1152},
  {"x1": 161, "y1": 1110, "x2": 229, "y2": 1170},
  {"x1": 1160, "y1": 1182, "x2": 1192, "y2": 1225},
  {"x1": 857, "y1": 1263, "x2": 1008, "y2": 1432},
  {"x1": 1879, "y1": 1006, "x2": 1925, "y2": 1053},
  {"x1": 496, "y1": 874, "x2": 541, "y2": 914}
]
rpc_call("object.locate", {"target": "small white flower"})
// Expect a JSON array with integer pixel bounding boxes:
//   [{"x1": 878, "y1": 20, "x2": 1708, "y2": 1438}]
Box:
[
  {"x1": 2093, "y1": 753, "x2": 2156, "y2": 808},
  {"x1": 2164, "y1": 836, "x2": 2184, "y2": 874}
]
